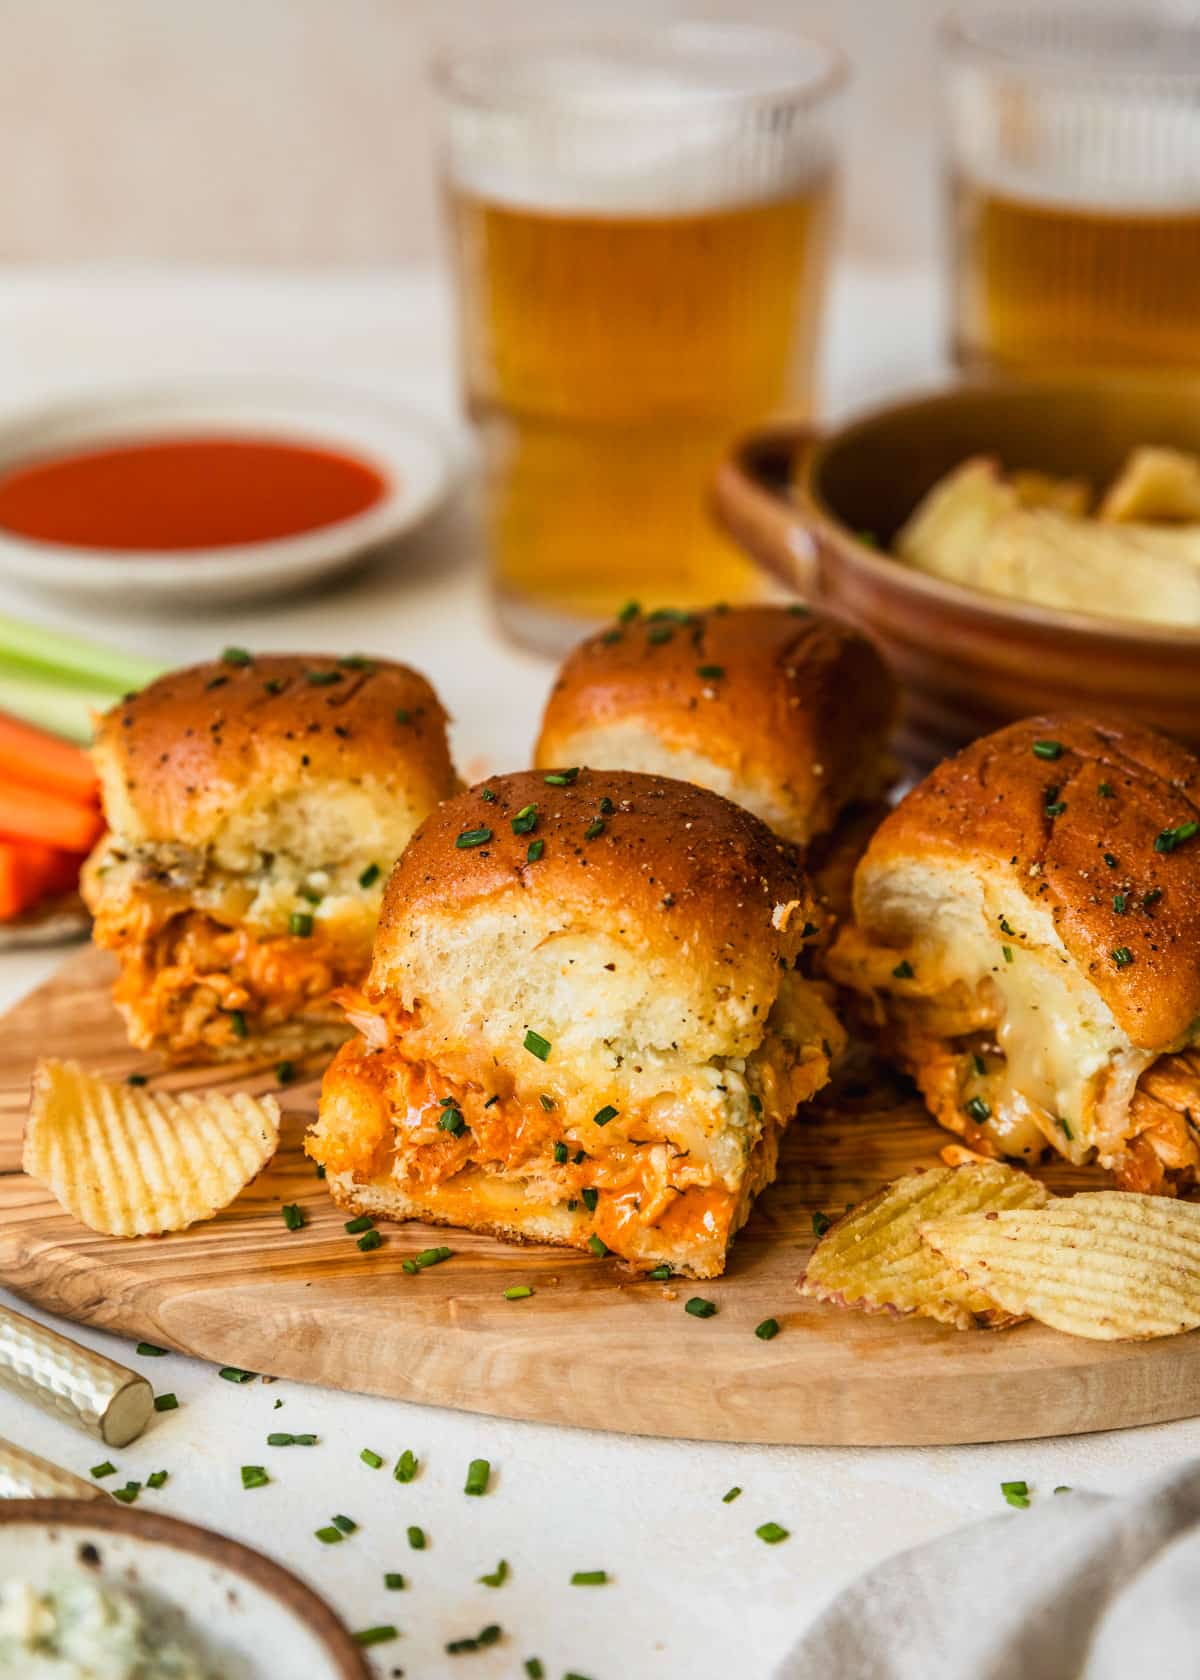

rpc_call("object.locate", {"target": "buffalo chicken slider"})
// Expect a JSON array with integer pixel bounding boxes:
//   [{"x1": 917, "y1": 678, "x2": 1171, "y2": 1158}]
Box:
[
  {"x1": 534, "y1": 604, "x2": 897, "y2": 849},
  {"x1": 307, "y1": 767, "x2": 845, "y2": 1277},
  {"x1": 83, "y1": 652, "x2": 457, "y2": 1063},
  {"x1": 827, "y1": 715, "x2": 1200, "y2": 1194}
]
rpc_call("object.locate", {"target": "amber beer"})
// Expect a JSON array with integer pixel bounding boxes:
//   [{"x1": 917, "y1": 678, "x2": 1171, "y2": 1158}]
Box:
[
  {"x1": 951, "y1": 179, "x2": 1200, "y2": 373},
  {"x1": 436, "y1": 27, "x2": 845, "y2": 646}
]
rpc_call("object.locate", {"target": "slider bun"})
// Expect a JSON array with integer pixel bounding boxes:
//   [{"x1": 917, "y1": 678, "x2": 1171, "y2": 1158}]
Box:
[
  {"x1": 371, "y1": 767, "x2": 817, "y2": 1077},
  {"x1": 92, "y1": 654, "x2": 457, "y2": 871},
  {"x1": 533, "y1": 605, "x2": 897, "y2": 845},
  {"x1": 854, "y1": 715, "x2": 1200, "y2": 1048}
]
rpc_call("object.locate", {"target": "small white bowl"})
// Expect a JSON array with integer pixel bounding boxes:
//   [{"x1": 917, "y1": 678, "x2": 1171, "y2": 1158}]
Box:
[
  {"x1": 0, "y1": 1498, "x2": 369, "y2": 1678},
  {"x1": 0, "y1": 380, "x2": 456, "y2": 606}
]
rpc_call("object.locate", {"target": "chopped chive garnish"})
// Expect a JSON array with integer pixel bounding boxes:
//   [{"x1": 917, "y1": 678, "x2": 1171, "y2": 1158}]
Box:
[
  {"x1": 479, "y1": 1558, "x2": 509, "y2": 1587},
  {"x1": 267, "y1": 1432, "x2": 296, "y2": 1446},
  {"x1": 402, "y1": 1259, "x2": 418, "y2": 1274},
  {"x1": 1054, "y1": 1485, "x2": 1072, "y2": 1495},
  {"x1": 504, "y1": 1285, "x2": 534, "y2": 1301},
  {"x1": 584, "y1": 817, "x2": 605, "y2": 840},
  {"x1": 1144, "y1": 888, "x2": 1163, "y2": 906},
  {"x1": 685, "y1": 1297, "x2": 716, "y2": 1318},
  {"x1": 227, "y1": 1009, "x2": 247, "y2": 1039},
  {"x1": 315, "y1": 1526, "x2": 343, "y2": 1544},
  {"x1": 136, "y1": 1342, "x2": 166, "y2": 1357},
  {"x1": 697, "y1": 664, "x2": 725, "y2": 680},
  {"x1": 447, "y1": 1626, "x2": 502, "y2": 1654},
  {"x1": 146, "y1": 1470, "x2": 168, "y2": 1489},
  {"x1": 1002, "y1": 944, "x2": 1014, "y2": 964},
  {"x1": 299, "y1": 884, "x2": 323, "y2": 904},
  {"x1": 276, "y1": 1061, "x2": 297, "y2": 1086},
  {"x1": 222, "y1": 646, "x2": 253, "y2": 666},
  {"x1": 972, "y1": 1053, "x2": 987, "y2": 1076},
  {"x1": 395, "y1": 1449, "x2": 417, "y2": 1483},
  {"x1": 1155, "y1": 820, "x2": 1199, "y2": 854},
  {"x1": 749, "y1": 1093, "x2": 763, "y2": 1115},
  {"x1": 512, "y1": 804, "x2": 538, "y2": 835},
  {"x1": 288, "y1": 911, "x2": 313, "y2": 938},
  {"x1": 756, "y1": 1522, "x2": 789, "y2": 1544},
  {"x1": 1044, "y1": 801, "x2": 1067, "y2": 818},
  {"x1": 526, "y1": 839, "x2": 544, "y2": 863},
  {"x1": 205, "y1": 674, "x2": 228, "y2": 690},
  {"x1": 965, "y1": 1096, "x2": 991, "y2": 1123},
  {"x1": 525, "y1": 1662, "x2": 545, "y2": 1679},
  {"x1": 999, "y1": 916, "x2": 1016, "y2": 935},
  {"x1": 264, "y1": 677, "x2": 284, "y2": 695},
  {"x1": 581, "y1": 1188, "x2": 599, "y2": 1213},
  {"x1": 456, "y1": 826, "x2": 493, "y2": 849},
  {"x1": 1113, "y1": 946, "x2": 1134, "y2": 968},
  {"x1": 544, "y1": 768, "x2": 579, "y2": 786},
  {"x1": 1031, "y1": 739, "x2": 1062, "y2": 760},
  {"x1": 385, "y1": 1572, "x2": 406, "y2": 1589},
  {"x1": 523, "y1": 1029, "x2": 551, "y2": 1061},
  {"x1": 1098, "y1": 782, "x2": 1114, "y2": 797},
  {"x1": 153, "y1": 1393, "x2": 178, "y2": 1413},
  {"x1": 111, "y1": 1483, "x2": 141, "y2": 1504},
  {"x1": 755, "y1": 1317, "x2": 780, "y2": 1341},
  {"x1": 241, "y1": 1465, "x2": 269, "y2": 1489},
  {"x1": 647, "y1": 626, "x2": 672, "y2": 644},
  {"x1": 722, "y1": 1486, "x2": 742, "y2": 1504},
  {"x1": 438, "y1": 1108, "x2": 466, "y2": 1135},
  {"x1": 353, "y1": 1626, "x2": 397, "y2": 1648},
  {"x1": 90, "y1": 1461, "x2": 116, "y2": 1479},
  {"x1": 598, "y1": 796, "x2": 614, "y2": 814},
  {"x1": 358, "y1": 862, "x2": 381, "y2": 889},
  {"x1": 570, "y1": 1571, "x2": 608, "y2": 1586},
  {"x1": 219, "y1": 1367, "x2": 255, "y2": 1383},
  {"x1": 332, "y1": 1514, "x2": 357, "y2": 1534},
  {"x1": 539, "y1": 1094, "x2": 554, "y2": 1112},
  {"x1": 480, "y1": 786, "x2": 497, "y2": 802},
  {"x1": 1057, "y1": 1116, "x2": 1073, "y2": 1140},
  {"x1": 338, "y1": 653, "x2": 374, "y2": 670},
  {"x1": 1001, "y1": 1480, "x2": 1030, "y2": 1508},
  {"x1": 811, "y1": 1211, "x2": 832, "y2": 1238},
  {"x1": 1104, "y1": 852, "x2": 1118, "y2": 868},
  {"x1": 407, "y1": 1525, "x2": 426, "y2": 1549},
  {"x1": 891, "y1": 960, "x2": 913, "y2": 980},
  {"x1": 345, "y1": 1216, "x2": 374, "y2": 1234},
  {"x1": 128, "y1": 1073, "x2": 148, "y2": 1086},
  {"x1": 292, "y1": 1434, "x2": 318, "y2": 1445},
  {"x1": 648, "y1": 1265, "x2": 672, "y2": 1280},
  {"x1": 1113, "y1": 894, "x2": 1128, "y2": 914},
  {"x1": 358, "y1": 1230, "x2": 383, "y2": 1252},
  {"x1": 282, "y1": 1203, "x2": 305, "y2": 1231},
  {"x1": 361, "y1": 1448, "x2": 384, "y2": 1469},
  {"x1": 415, "y1": 1246, "x2": 453, "y2": 1268},
  {"x1": 587, "y1": 1234, "x2": 608, "y2": 1257},
  {"x1": 553, "y1": 1141, "x2": 568, "y2": 1164},
  {"x1": 305, "y1": 668, "x2": 342, "y2": 686},
  {"x1": 618, "y1": 600, "x2": 640, "y2": 622},
  {"x1": 395, "y1": 707, "x2": 412, "y2": 724},
  {"x1": 592, "y1": 1104, "x2": 618, "y2": 1127}
]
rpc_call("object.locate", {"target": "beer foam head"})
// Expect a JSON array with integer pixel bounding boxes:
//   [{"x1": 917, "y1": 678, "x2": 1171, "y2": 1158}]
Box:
[{"x1": 436, "y1": 24, "x2": 843, "y2": 214}]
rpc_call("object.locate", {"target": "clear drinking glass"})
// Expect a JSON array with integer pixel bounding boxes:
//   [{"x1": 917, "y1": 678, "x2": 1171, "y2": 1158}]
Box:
[
  {"x1": 434, "y1": 23, "x2": 845, "y2": 652},
  {"x1": 942, "y1": 7, "x2": 1200, "y2": 375}
]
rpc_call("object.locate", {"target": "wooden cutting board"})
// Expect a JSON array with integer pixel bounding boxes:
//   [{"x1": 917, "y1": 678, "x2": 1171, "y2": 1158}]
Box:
[{"x1": 1, "y1": 946, "x2": 1198, "y2": 1447}]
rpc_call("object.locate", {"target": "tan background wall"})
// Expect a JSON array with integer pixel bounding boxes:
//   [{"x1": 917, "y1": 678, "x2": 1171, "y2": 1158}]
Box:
[{"x1": 0, "y1": 0, "x2": 1011, "y2": 270}]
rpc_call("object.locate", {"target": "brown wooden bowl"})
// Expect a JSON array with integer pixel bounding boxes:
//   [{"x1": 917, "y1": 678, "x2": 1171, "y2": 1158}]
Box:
[{"x1": 713, "y1": 375, "x2": 1200, "y2": 768}]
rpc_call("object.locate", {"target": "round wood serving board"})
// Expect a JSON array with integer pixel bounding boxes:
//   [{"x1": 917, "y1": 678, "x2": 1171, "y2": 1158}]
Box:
[{"x1": 2, "y1": 947, "x2": 1198, "y2": 1446}]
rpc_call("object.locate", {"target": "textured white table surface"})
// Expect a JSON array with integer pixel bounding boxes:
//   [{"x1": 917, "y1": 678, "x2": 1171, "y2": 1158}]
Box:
[{"x1": 0, "y1": 263, "x2": 1196, "y2": 1680}]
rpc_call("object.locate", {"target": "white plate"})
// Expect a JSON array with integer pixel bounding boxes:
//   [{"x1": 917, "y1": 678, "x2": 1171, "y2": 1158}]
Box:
[
  {"x1": 0, "y1": 380, "x2": 456, "y2": 606},
  {"x1": 0, "y1": 1498, "x2": 368, "y2": 1678}
]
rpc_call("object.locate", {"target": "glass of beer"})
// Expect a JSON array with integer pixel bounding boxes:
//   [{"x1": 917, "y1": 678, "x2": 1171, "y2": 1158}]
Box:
[
  {"x1": 943, "y1": 8, "x2": 1200, "y2": 376},
  {"x1": 434, "y1": 24, "x2": 845, "y2": 650}
]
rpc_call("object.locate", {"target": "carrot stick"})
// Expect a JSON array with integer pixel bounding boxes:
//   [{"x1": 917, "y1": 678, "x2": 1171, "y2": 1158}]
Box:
[
  {"x1": 0, "y1": 712, "x2": 96, "y2": 803},
  {"x1": 0, "y1": 776, "x2": 103, "y2": 852},
  {"x1": 0, "y1": 840, "x2": 71, "y2": 918}
]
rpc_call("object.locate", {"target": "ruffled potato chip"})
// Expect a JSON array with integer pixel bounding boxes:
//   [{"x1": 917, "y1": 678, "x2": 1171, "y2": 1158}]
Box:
[
  {"x1": 798, "y1": 1163, "x2": 1050, "y2": 1330},
  {"x1": 23, "y1": 1059, "x2": 280, "y2": 1237},
  {"x1": 921, "y1": 1192, "x2": 1200, "y2": 1341}
]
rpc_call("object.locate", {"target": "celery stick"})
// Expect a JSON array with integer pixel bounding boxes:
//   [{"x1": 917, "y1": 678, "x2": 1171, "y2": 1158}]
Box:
[
  {"x1": 0, "y1": 668, "x2": 114, "y2": 743},
  {"x1": 0, "y1": 612, "x2": 162, "y2": 694}
]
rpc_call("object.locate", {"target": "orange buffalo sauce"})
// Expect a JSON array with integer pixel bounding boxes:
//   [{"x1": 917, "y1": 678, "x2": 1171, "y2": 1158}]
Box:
[{"x1": 0, "y1": 435, "x2": 387, "y2": 551}]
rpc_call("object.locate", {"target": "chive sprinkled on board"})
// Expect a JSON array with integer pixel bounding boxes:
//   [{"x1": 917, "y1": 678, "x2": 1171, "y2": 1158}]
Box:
[
  {"x1": 315, "y1": 1526, "x2": 343, "y2": 1544},
  {"x1": 345, "y1": 1216, "x2": 374, "y2": 1234},
  {"x1": 112, "y1": 1483, "x2": 141, "y2": 1504},
  {"x1": 360, "y1": 1448, "x2": 384, "y2": 1469},
  {"x1": 891, "y1": 960, "x2": 913, "y2": 979},
  {"x1": 478, "y1": 1559, "x2": 509, "y2": 1587},
  {"x1": 523, "y1": 1029, "x2": 551, "y2": 1061},
  {"x1": 685, "y1": 1297, "x2": 716, "y2": 1318},
  {"x1": 1112, "y1": 946, "x2": 1134, "y2": 968},
  {"x1": 240, "y1": 1465, "x2": 269, "y2": 1489},
  {"x1": 415, "y1": 1246, "x2": 453, "y2": 1268},
  {"x1": 464, "y1": 1459, "x2": 491, "y2": 1497},
  {"x1": 592, "y1": 1105, "x2": 618, "y2": 1127},
  {"x1": 648, "y1": 1265, "x2": 672, "y2": 1280},
  {"x1": 153, "y1": 1393, "x2": 178, "y2": 1413},
  {"x1": 219, "y1": 1367, "x2": 255, "y2": 1383},
  {"x1": 525, "y1": 1659, "x2": 545, "y2": 1678},
  {"x1": 281, "y1": 1203, "x2": 305, "y2": 1231},
  {"x1": 385, "y1": 1572, "x2": 406, "y2": 1590},
  {"x1": 357, "y1": 1230, "x2": 383, "y2": 1252},
  {"x1": 353, "y1": 1627, "x2": 397, "y2": 1648},
  {"x1": 447, "y1": 1625, "x2": 502, "y2": 1654},
  {"x1": 456, "y1": 827, "x2": 492, "y2": 849},
  {"x1": 332, "y1": 1514, "x2": 357, "y2": 1533},
  {"x1": 811, "y1": 1211, "x2": 832, "y2": 1238},
  {"x1": 135, "y1": 1342, "x2": 166, "y2": 1357},
  {"x1": 1001, "y1": 1480, "x2": 1030, "y2": 1508},
  {"x1": 146, "y1": 1470, "x2": 168, "y2": 1489},
  {"x1": 722, "y1": 1486, "x2": 742, "y2": 1504},
  {"x1": 1031, "y1": 739, "x2": 1062, "y2": 760},
  {"x1": 755, "y1": 1318, "x2": 780, "y2": 1341},
  {"x1": 90, "y1": 1462, "x2": 116, "y2": 1479},
  {"x1": 394, "y1": 1450, "x2": 417, "y2": 1483},
  {"x1": 504, "y1": 1285, "x2": 534, "y2": 1301},
  {"x1": 756, "y1": 1522, "x2": 789, "y2": 1544},
  {"x1": 358, "y1": 862, "x2": 381, "y2": 889},
  {"x1": 570, "y1": 1570, "x2": 608, "y2": 1586},
  {"x1": 1155, "y1": 820, "x2": 1199, "y2": 854},
  {"x1": 407, "y1": 1525, "x2": 426, "y2": 1550}
]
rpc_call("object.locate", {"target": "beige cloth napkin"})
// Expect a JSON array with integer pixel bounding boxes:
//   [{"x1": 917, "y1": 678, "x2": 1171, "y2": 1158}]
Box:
[{"x1": 777, "y1": 1460, "x2": 1200, "y2": 1680}]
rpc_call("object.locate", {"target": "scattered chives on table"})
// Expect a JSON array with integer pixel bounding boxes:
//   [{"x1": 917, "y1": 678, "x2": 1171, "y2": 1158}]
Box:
[
  {"x1": 394, "y1": 1449, "x2": 418, "y2": 1483},
  {"x1": 464, "y1": 1458, "x2": 491, "y2": 1497}
]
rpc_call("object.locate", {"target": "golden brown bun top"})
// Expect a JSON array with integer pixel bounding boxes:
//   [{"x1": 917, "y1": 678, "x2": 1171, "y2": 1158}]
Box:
[
  {"x1": 533, "y1": 604, "x2": 898, "y2": 845},
  {"x1": 93, "y1": 653, "x2": 456, "y2": 854},
  {"x1": 858, "y1": 714, "x2": 1200, "y2": 1047},
  {"x1": 374, "y1": 767, "x2": 818, "y2": 1046}
]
